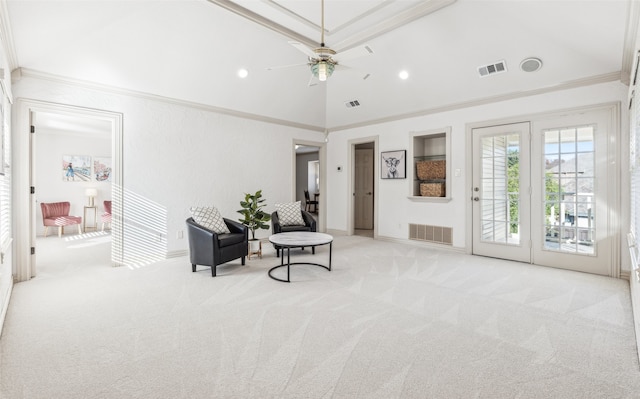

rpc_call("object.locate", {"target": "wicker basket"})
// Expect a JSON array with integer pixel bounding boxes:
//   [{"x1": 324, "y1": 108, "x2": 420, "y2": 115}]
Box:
[
  {"x1": 420, "y1": 182, "x2": 446, "y2": 197},
  {"x1": 416, "y1": 160, "x2": 446, "y2": 180}
]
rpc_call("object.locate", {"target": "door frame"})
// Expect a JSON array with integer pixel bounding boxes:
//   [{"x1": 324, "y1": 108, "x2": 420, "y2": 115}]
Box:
[
  {"x1": 292, "y1": 138, "x2": 326, "y2": 232},
  {"x1": 465, "y1": 102, "x2": 621, "y2": 277},
  {"x1": 348, "y1": 136, "x2": 378, "y2": 236},
  {"x1": 14, "y1": 99, "x2": 124, "y2": 281}
]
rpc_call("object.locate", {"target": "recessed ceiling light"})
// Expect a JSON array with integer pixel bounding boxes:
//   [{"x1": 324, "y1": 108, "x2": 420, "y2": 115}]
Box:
[
  {"x1": 399, "y1": 70, "x2": 409, "y2": 80},
  {"x1": 237, "y1": 68, "x2": 249, "y2": 78}
]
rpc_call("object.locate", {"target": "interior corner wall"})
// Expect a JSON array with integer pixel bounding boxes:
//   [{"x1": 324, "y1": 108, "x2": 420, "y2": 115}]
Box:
[
  {"x1": 326, "y1": 81, "x2": 628, "y2": 251},
  {"x1": 35, "y1": 131, "x2": 111, "y2": 236},
  {"x1": 12, "y1": 76, "x2": 324, "y2": 264}
]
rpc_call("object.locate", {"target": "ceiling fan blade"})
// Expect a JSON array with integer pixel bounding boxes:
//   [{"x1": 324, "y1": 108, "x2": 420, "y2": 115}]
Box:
[
  {"x1": 308, "y1": 73, "x2": 318, "y2": 87},
  {"x1": 336, "y1": 44, "x2": 374, "y2": 62},
  {"x1": 288, "y1": 41, "x2": 317, "y2": 59},
  {"x1": 266, "y1": 62, "x2": 308, "y2": 71}
]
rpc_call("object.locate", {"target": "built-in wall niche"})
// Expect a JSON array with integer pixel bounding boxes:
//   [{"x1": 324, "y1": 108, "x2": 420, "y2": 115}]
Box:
[{"x1": 409, "y1": 127, "x2": 451, "y2": 202}]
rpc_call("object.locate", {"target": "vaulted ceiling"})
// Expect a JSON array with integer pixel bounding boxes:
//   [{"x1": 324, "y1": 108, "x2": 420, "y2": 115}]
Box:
[{"x1": 3, "y1": 0, "x2": 635, "y2": 132}]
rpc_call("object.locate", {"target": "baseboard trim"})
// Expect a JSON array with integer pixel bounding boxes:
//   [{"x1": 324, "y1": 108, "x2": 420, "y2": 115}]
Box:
[
  {"x1": 167, "y1": 250, "x2": 188, "y2": 259},
  {"x1": 376, "y1": 235, "x2": 466, "y2": 253}
]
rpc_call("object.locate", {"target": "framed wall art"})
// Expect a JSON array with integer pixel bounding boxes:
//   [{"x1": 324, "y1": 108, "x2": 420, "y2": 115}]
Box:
[
  {"x1": 62, "y1": 155, "x2": 91, "y2": 182},
  {"x1": 381, "y1": 150, "x2": 406, "y2": 179},
  {"x1": 93, "y1": 156, "x2": 112, "y2": 182}
]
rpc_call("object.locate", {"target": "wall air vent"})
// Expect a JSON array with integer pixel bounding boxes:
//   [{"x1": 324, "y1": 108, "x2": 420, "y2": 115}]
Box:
[
  {"x1": 409, "y1": 224, "x2": 452, "y2": 245},
  {"x1": 478, "y1": 60, "x2": 507, "y2": 77},
  {"x1": 345, "y1": 100, "x2": 361, "y2": 108}
]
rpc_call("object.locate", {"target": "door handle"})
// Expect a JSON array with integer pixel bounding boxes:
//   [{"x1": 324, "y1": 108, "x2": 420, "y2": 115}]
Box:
[{"x1": 473, "y1": 197, "x2": 479, "y2": 201}]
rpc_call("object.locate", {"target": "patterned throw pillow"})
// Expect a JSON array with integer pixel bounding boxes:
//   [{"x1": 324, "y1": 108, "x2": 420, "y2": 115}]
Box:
[
  {"x1": 275, "y1": 201, "x2": 305, "y2": 226},
  {"x1": 190, "y1": 206, "x2": 230, "y2": 234}
]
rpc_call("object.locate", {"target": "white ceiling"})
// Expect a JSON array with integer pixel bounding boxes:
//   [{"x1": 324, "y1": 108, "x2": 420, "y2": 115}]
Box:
[{"x1": 4, "y1": 0, "x2": 634, "y2": 133}]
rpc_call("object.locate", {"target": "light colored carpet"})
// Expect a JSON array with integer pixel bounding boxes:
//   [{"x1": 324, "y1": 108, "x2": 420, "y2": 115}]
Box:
[{"x1": 1, "y1": 233, "x2": 640, "y2": 398}]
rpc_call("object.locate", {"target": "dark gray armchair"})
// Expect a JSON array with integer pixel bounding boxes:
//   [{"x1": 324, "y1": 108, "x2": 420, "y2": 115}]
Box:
[
  {"x1": 271, "y1": 210, "x2": 317, "y2": 257},
  {"x1": 186, "y1": 217, "x2": 248, "y2": 277}
]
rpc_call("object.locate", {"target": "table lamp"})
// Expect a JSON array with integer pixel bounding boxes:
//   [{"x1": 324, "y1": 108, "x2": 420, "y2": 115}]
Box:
[{"x1": 85, "y1": 188, "x2": 98, "y2": 206}]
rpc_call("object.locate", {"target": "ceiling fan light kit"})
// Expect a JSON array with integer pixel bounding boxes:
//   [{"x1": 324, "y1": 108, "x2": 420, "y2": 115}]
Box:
[
  {"x1": 268, "y1": 0, "x2": 373, "y2": 83},
  {"x1": 311, "y1": 60, "x2": 336, "y2": 81}
]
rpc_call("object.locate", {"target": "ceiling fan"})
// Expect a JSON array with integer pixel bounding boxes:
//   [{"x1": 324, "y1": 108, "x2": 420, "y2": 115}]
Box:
[{"x1": 268, "y1": 0, "x2": 374, "y2": 83}]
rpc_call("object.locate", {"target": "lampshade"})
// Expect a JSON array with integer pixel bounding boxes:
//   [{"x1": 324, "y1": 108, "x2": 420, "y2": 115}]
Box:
[
  {"x1": 85, "y1": 188, "x2": 97, "y2": 197},
  {"x1": 311, "y1": 61, "x2": 335, "y2": 82}
]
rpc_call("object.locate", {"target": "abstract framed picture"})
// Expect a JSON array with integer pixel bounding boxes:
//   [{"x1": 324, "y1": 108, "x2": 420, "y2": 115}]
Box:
[
  {"x1": 381, "y1": 150, "x2": 406, "y2": 179},
  {"x1": 62, "y1": 155, "x2": 91, "y2": 182},
  {"x1": 93, "y1": 157, "x2": 112, "y2": 182}
]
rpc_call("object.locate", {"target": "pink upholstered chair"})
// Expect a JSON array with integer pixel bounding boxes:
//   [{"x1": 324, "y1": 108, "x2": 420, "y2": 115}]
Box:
[
  {"x1": 40, "y1": 202, "x2": 82, "y2": 238},
  {"x1": 101, "y1": 200, "x2": 112, "y2": 231}
]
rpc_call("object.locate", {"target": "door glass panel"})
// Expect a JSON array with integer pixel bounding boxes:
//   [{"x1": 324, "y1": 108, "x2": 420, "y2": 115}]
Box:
[
  {"x1": 543, "y1": 125, "x2": 595, "y2": 254},
  {"x1": 480, "y1": 134, "x2": 521, "y2": 245}
]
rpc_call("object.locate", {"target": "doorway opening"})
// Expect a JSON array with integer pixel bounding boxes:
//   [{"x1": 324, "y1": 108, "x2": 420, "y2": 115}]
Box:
[
  {"x1": 15, "y1": 99, "x2": 123, "y2": 281},
  {"x1": 33, "y1": 111, "x2": 113, "y2": 277},
  {"x1": 293, "y1": 140, "x2": 326, "y2": 232},
  {"x1": 349, "y1": 137, "x2": 378, "y2": 238}
]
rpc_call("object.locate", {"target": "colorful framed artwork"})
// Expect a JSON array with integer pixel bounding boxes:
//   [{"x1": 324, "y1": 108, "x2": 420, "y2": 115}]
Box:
[
  {"x1": 62, "y1": 155, "x2": 91, "y2": 182},
  {"x1": 93, "y1": 157, "x2": 112, "y2": 182}
]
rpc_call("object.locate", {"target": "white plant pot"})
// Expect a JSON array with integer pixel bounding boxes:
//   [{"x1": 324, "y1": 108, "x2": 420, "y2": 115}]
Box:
[{"x1": 249, "y1": 239, "x2": 261, "y2": 252}]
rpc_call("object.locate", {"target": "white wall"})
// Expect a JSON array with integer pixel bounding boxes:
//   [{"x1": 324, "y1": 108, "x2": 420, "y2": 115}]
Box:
[
  {"x1": 326, "y1": 81, "x2": 628, "y2": 257},
  {"x1": 13, "y1": 76, "x2": 325, "y2": 266},
  {"x1": 35, "y1": 130, "x2": 111, "y2": 236}
]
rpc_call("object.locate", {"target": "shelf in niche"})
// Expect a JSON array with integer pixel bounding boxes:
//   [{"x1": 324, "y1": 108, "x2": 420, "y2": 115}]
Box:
[
  {"x1": 408, "y1": 195, "x2": 452, "y2": 203},
  {"x1": 414, "y1": 155, "x2": 446, "y2": 161},
  {"x1": 411, "y1": 127, "x2": 451, "y2": 198}
]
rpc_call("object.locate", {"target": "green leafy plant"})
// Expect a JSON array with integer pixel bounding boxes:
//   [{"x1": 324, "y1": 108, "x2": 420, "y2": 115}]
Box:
[{"x1": 237, "y1": 190, "x2": 271, "y2": 240}]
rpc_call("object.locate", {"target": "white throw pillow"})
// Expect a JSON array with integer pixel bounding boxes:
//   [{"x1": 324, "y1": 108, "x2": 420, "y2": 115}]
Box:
[
  {"x1": 275, "y1": 201, "x2": 305, "y2": 226},
  {"x1": 190, "y1": 206, "x2": 230, "y2": 234}
]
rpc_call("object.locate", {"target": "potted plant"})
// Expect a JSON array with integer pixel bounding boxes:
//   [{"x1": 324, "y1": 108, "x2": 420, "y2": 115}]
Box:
[{"x1": 237, "y1": 190, "x2": 271, "y2": 255}]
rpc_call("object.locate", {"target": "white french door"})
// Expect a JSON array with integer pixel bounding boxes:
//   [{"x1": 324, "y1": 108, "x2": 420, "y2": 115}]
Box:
[
  {"x1": 530, "y1": 109, "x2": 613, "y2": 275},
  {"x1": 472, "y1": 122, "x2": 531, "y2": 263},
  {"x1": 472, "y1": 107, "x2": 616, "y2": 276}
]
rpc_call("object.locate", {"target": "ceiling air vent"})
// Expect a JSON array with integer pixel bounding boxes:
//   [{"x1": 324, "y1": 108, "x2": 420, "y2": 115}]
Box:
[
  {"x1": 345, "y1": 100, "x2": 361, "y2": 108},
  {"x1": 478, "y1": 60, "x2": 507, "y2": 77}
]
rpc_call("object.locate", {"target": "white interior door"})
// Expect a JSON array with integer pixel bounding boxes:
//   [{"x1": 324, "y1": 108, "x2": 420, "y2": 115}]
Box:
[
  {"x1": 355, "y1": 148, "x2": 374, "y2": 230},
  {"x1": 472, "y1": 122, "x2": 531, "y2": 263}
]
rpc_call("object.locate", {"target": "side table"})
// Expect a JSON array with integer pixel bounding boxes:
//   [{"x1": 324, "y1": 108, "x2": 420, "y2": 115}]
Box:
[{"x1": 84, "y1": 206, "x2": 97, "y2": 232}]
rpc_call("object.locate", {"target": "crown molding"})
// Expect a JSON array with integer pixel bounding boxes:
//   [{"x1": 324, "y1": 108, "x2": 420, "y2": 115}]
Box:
[
  {"x1": 328, "y1": 71, "x2": 622, "y2": 132},
  {"x1": 207, "y1": 0, "x2": 456, "y2": 53},
  {"x1": 14, "y1": 68, "x2": 325, "y2": 133},
  {"x1": 333, "y1": 0, "x2": 457, "y2": 52},
  {"x1": 621, "y1": 0, "x2": 640, "y2": 86},
  {"x1": 13, "y1": 68, "x2": 621, "y2": 135},
  {"x1": 206, "y1": 0, "x2": 317, "y2": 49}
]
